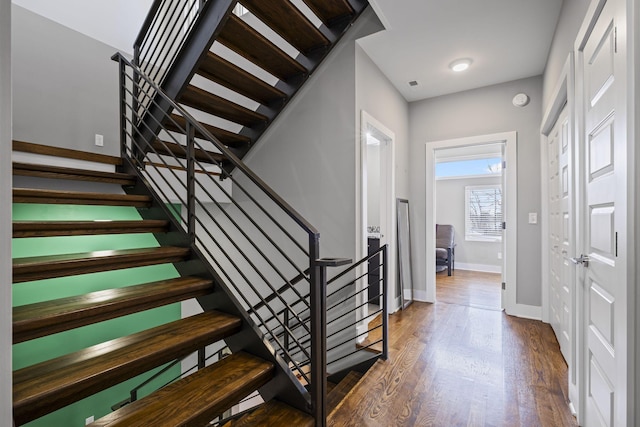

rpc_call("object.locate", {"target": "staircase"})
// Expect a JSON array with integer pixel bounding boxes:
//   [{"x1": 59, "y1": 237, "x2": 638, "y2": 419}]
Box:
[
  {"x1": 131, "y1": 0, "x2": 368, "y2": 168},
  {"x1": 11, "y1": 0, "x2": 388, "y2": 425}
]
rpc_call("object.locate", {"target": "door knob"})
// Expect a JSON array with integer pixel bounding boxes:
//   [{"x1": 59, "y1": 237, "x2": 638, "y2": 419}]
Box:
[{"x1": 570, "y1": 254, "x2": 589, "y2": 267}]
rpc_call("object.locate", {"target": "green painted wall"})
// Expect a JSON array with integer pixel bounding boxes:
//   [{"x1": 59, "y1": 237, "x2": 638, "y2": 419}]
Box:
[{"x1": 12, "y1": 204, "x2": 182, "y2": 426}]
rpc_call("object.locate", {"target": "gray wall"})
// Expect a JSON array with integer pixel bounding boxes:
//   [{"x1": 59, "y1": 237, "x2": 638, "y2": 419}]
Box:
[
  {"x1": 436, "y1": 175, "x2": 502, "y2": 269},
  {"x1": 355, "y1": 44, "x2": 410, "y2": 201},
  {"x1": 12, "y1": 6, "x2": 120, "y2": 155},
  {"x1": 241, "y1": 8, "x2": 385, "y2": 262},
  {"x1": 409, "y1": 75, "x2": 543, "y2": 307},
  {"x1": 543, "y1": 0, "x2": 591, "y2": 106},
  {"x1": 1, "y1": 0, "x2": 11, "y2": 417}
]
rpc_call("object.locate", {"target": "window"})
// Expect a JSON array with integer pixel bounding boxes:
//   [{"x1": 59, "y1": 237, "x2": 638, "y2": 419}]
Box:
[
  {"x1": 465, "y1": 185, "x2": 502, "y2": 241},
  {"x1": 435, "y1": 157, "x2": 502, "y2": 179}
]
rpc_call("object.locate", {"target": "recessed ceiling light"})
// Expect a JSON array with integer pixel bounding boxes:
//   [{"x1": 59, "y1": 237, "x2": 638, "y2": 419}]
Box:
[{"x1": 449, "y1": 58, "x2": 473, "y2": 72}]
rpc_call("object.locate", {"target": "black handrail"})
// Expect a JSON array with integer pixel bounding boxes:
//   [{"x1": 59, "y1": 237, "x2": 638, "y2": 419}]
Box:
[{"x1": 113, "y1": 51, "x2": 340, "y2": 425}]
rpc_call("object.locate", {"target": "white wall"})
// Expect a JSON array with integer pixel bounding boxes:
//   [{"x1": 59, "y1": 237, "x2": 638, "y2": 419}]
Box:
[
  {"x1": 12, "y1": 6, "x2": 121, "y2": 155},
  {"x1": 543, "y1": 0, "x2": 591, "y2": 107},
  {"x1": 410, "y1": 75, "x2": 543, "y2": 307},
  {"x1": 12, "y1": 0, "x2": 152, "y2": 54},
  {"x1": 1, "y1": 0, "x2": 11, "y2": 419},
  {"x1": 436, "y1": 175, "x2": 502, "y2": 270}
]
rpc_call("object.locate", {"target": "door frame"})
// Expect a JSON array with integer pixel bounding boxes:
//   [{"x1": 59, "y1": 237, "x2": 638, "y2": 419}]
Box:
[
  {"x1": 424, "y1": 132, "x2": 517, "y2": 314},
  {"x1": 540, "y1": 52, "x2": 578, "y2": 418},
  {"x1": 357, "y1": 110, "x2": 397, "y2": 319}
]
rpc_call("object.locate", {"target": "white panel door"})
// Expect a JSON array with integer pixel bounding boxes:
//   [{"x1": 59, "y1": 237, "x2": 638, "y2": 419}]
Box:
[
  {"x1": 548, "y1": 105, "x2": 572, "y2": 365},
  {"x1": 577, "y1": 0, "x2": 628, "y2": 425}
]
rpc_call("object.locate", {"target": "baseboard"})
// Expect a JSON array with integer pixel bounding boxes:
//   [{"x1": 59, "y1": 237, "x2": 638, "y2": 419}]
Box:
[
  {"x1": 507, "y1": 303, "x2": 542, "y2": 320},
  {"x1": 412, "y1": 289, "x2": 431, "y2": 303},
  {"x1": 455, "y1": 263, "x2": 501, "y2": 273}
]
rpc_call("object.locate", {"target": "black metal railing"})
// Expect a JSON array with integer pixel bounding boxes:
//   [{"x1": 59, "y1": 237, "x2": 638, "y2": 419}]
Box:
[
  {"x1": 257, "y1": 245, "x2": 389, "y2": 378},
  {"x1": 133, "y1": 0, "x2": 206, "y2": 91},
  {"x1": 113, "y1": 52, "x2": 350, "y2": 425}
]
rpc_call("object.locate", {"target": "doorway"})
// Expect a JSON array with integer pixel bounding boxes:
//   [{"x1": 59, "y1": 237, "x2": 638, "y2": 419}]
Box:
[
  {"x1": 358, "y1": 111, "x2": 396, "y2": 337},
  {"x1": 434, "y1": 143, "x2": 505, "y2": 310},
  {"x1": 425, "y1": 132, "x2": 517, "y2": 313}
]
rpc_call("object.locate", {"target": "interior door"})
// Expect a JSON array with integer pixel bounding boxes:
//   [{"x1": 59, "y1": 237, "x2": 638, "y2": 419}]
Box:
[
  {"x1": 548, "y1": 104, "x2": 572, "y2": 365},
  {"x1": 548, "y1": 110, "x2": 562, "y2": 345},
  {"x1": 577, "y1": 0, "x2": 628, "y2": 425}
]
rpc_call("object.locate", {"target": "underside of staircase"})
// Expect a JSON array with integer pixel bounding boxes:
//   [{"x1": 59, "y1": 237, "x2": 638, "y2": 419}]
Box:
[
  {"x1": 11, "y1": 0, "x2": 375, "y2": 425},
  {"x1": 136, "y1": 0, "x2": 368, "y2": 171}
]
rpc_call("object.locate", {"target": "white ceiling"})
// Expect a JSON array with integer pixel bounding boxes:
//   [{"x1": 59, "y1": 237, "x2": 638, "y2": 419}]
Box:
[{"x1": 360, "y1": 0, "x2": 564, "y2": 102}]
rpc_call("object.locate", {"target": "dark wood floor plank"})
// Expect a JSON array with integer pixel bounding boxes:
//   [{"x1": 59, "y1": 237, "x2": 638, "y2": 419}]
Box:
[
  {"x1": 13, "y1": 220, "x2": 169, "y2": 238},
  {"x1": 13, "y1": 140, "x2": 122, "y2": 165},
  {"x1": 241, "y1": 0, "x2": 329, "y2": 54},
  {"x1": 89, "y1": 353, "x2": 273, "y2": 427},
  {"x1": 328, "y1": 271, "x2": 578, "y2": 426},
  {"x1": 218, "y1": 14, "x2": 307, "y2": 81},
  {"x1": 13, "y1": 311, "x2": 242, "y2": 425},
  {"x1": 13, "y1": 277, "x2": 213, "y2": 343},
  {"x1": 180, "y1": 85, "x2": 267, "y2": 128},
  {"x1": 12, "y1": 188, "x2": 152, "y2": 208},
  {"x1": 12, "y1": 246, "x2": 190, "y2": 283},
  {"x1": 13, "y1": 162, "x2": 136, "y2": 185},
  {"x1": 196, "y1": 52, "x2": 286, "y2": 105}
]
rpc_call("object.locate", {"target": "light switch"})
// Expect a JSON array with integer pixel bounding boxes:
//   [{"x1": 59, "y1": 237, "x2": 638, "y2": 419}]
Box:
[
  {"x1": 95, "y1": 134, "x2": 104, "y2": 147},
  {"x1": 528, "y1": 212, "x2": 538, "y2": 224}
]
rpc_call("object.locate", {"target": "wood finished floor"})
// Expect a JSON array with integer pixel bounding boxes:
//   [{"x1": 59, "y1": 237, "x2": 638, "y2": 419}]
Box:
[{"x1": 329, "y1": 270, "x2": 578, "y2": 427}]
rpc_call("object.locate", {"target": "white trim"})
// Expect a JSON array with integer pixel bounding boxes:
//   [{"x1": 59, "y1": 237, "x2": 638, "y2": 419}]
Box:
[
  {"x1": 454, "y1": 263, "x2": 502, "y2": 274},
  {"x1": 510, "y1": 304, "x2": 542, "y2": 320},
  {"x1": 412, "y1": 289, "x2": 429, "y2": 303},
  {"x1": 357, "y1": 110, "x2": 397, "y2": 328},
  {"x1": 425, "y1": 132, "x2": 517, "y2": 314}
]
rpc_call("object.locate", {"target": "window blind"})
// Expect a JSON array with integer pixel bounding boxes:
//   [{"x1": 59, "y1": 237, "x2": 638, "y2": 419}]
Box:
[{"x1": 465, "y1": 185, "x2": 502, "y2": 241}]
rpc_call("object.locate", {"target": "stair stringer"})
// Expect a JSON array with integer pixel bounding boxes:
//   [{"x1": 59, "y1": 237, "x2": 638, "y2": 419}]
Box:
[{"x1": 119, "y1": 156, "x2": 313, "y2": 416}]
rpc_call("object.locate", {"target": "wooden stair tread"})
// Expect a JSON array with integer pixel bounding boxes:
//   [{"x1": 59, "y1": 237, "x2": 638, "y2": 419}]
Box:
[
  {"x1": 12, "y1": 162, "x2": 136, "y2": 185},
  {"x1": 13, "y1": 276, "x2": 213, "y2": 343},
  {"x1": 12, "y1": 220, "x2": 169, "y2": 238},
  {"x1": 241, "y1": 0, "x2": 329, "y2": 54},
  {"x1": 355, "y1": 313, "x2": 383, "y2": 353},
  {"x1": 164, "y1": 114, "x2": 251, "y2": 148},
  {"x1": 12, "y1": 246, "x2": 190, "y2": 283},
  {"x1": 197, "y1": 52, "x2": 286, "y2": 105},
  {"x1": 13, "y1": 140, "x2": 122, "y2": 166},
  {"x1": 218, "y1": 14, "x2": 307, "y2": 81},
  {"x1": 301, "y1": 0, "x2": 355, "y2": 26},
  {"x1": 13, "y1": 311, "x2": 242, "y2": 425},
  {"x1": 90, "y1": 352, "x2": 274, "y2": 427},
  {"x1": 13, "y1": 188, "x2": 152, "y2": 208},
  {"x1": 180, "y1": 85, "x2": 267, "y2": 128},
  {"x1": 327, "y1": 371, "x2": 363, "y2": 414},
  {"x1": 221, "y1": 400, "x2": 314, "y2": 427},
  {"x1": 150, "y1": 139, "x2": 226, "y2": 164}
]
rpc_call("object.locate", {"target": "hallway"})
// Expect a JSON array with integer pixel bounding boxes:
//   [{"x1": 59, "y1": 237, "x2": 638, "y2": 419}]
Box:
[{"x1": 329, "y1": 271, "x2": 578, "y2": 426}]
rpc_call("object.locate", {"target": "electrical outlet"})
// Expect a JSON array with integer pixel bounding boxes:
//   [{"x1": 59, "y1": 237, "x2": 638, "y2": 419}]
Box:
[
  {"x1": 528, "y1": 212, "x2": 538, "y2": 224},
  {"x1": 497, "y1": 252, "x2": 502, "y2": 259},
  {"x1": 95, "y1": 134, "x2": 104, "y2": 147},
  {"x1": 85, "y1": 415, "x2": 95, "y2": 425}
]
